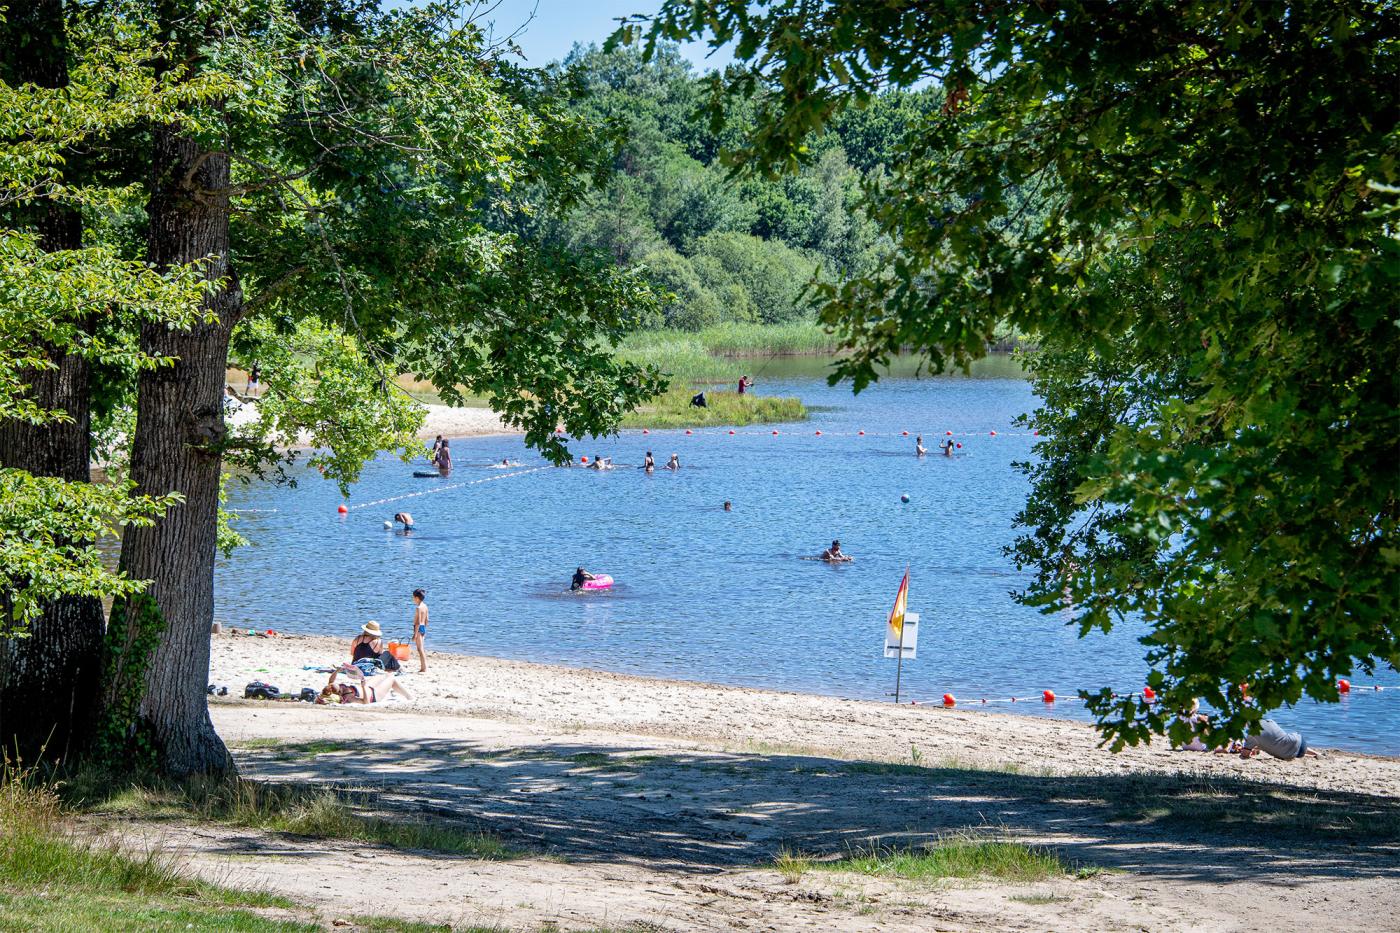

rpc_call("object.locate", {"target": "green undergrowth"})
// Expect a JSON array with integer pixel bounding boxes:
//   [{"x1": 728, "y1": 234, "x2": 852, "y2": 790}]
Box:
[
  {"x1": 617, "y1": 322, "x2": 839, "y2": 382},
  {"x1": 809, "y1": 835, "x2": 1072, "y2": 884},
  {"x1": 72, "y1": 773, "x2": 518, "y2": 859},
  {"x1": 619, "y1": 388, "x2": 806, "y2": 429}
]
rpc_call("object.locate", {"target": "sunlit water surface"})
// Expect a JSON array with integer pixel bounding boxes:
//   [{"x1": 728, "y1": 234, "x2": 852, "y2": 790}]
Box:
[{"x1": 217, "y1": 358, "x2": 1399, "y2": 754}]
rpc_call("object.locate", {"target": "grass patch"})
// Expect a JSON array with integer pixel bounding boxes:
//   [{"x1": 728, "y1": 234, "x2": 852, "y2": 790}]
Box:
[
  {"x1": 619, "y1": 388, "x2": 806, "y2": 429},
  {"x1": 775, "y1": 848, "x2": 814, "y2": 884},
  {"x1": 235, "y1": 739, "x2": 357, "y2": 761},
  {"x1": 76, "y1": 775, "x2": 518, "y2": 860},
  {"x1": 821, "y1": 835, "x2": 1069, "y2": 884},
  {"x1": 1009, "y1": 893, "x2": 1071, "y2": 905},
  {"x1": 617, "y1": 322, "x2": 840, "y2": 382},
  {"x1": 0, "y1": 762, "x2": 311, "y2": 932}
]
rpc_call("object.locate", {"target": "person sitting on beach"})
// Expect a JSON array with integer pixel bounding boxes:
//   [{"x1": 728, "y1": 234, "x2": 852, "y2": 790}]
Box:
[
  {"x1": 916, "y1": 435, "x2": 927, "y2": 457},
  {"x1": 1175, "y1": 698, "x2": 1210, "y2": 751},
  {"x1": 941, "y1": 438, "x2": 954, "y2": 457},
  {"x1": 665, "y1": 453, "x2": 680, "y2": 470},
  {"x1": 393, "y1": 512, "x2": 414, "y2": 532},
  {"x1": 570, "y1": 567, "x2": 596, "y2": 591},
  {"x1": 821, "y1": 539, "x2": 853, "y2": 562},
  {"x1": 1236, "y1": 719, "x2": 1321, "y2": 760},
  {"x1": 350, "y1": 621, "x2": 384, "y2": 662},
  {"x1": 644, "y1": 451, "x2": 655, "y2": 473}
]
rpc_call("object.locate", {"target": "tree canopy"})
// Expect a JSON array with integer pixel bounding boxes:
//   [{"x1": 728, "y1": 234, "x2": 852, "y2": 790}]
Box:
[{"x1": 624, "y1": 0, "x2": 1400, "y2": 746}]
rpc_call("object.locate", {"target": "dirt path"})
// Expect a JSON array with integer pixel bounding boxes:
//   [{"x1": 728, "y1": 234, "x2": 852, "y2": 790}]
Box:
[{"x1": 111, "y1": 698, "x2": 1400, "y2": 933}]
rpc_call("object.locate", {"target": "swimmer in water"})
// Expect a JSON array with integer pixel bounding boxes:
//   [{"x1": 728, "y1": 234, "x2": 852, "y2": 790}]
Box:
[
  {"x1": 941, "y1": 438, "x2": 954, "y2": 457},
  {"x1": 393, "y1": 511, "x2": 414, "y2": 533},
  {"x1": 429, "y1": 435, "x2": 444, "y2": 462},
  {"x1": 665, "y1": 453, "x2": 680, "y2": 470},
  {"x1": 589, "y1": 454, "x2": 613, "y2": 471},
  {"x1": 644, "y1": 451, "x2": 655, "y2": 473},
  {"x1": 821, "y1": 539, "x2": 853, "y2": 563},
  {"x1": 916, "y1": 434, "x2": 927, "y2": 457},
  {"x1": 723, "y1": 500, "x2": 732, "y2": 511},
  {"x1": 570, "y1": 567, "x2": 596, "y2": 591},
  {"x1": 434, "y1": 439, "x2": 452, "y2": 476}
]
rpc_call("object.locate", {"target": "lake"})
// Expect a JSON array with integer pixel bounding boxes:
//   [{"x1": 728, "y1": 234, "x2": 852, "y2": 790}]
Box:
[{"x1": 217, "y1": 357, "x2": 1399, "y2": 754}]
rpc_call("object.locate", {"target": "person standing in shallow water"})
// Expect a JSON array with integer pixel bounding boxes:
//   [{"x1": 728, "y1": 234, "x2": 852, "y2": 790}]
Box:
[
  {"x1": 644, "y1": 451, "x2": 655, "y2": 473},
  {"x1": 434, "y1": 439, "x2": 452, "y2": 476},
  {"x1": 410, "y1": 589, "x2": 429, "y2": 673},
  {"x1": 916, "y1": 434, "x2": 927, "y2": 457}
]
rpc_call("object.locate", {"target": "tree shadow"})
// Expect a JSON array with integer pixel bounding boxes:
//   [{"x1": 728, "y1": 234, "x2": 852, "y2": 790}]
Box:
[{"x1": 225, "y1": 737, "x2": 1400, "y2": 883}]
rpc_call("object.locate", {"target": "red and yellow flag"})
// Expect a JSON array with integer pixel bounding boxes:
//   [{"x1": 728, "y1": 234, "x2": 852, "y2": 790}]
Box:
[{"x1": 887, "y1": 569, "x2": 909, "y2": 643}]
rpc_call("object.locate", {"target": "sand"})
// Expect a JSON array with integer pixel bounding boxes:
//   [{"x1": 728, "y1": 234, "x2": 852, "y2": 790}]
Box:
[
  {"x1": 417, "y1": 403, "x2": 513, "y2": 440},
  {"x1": 100, "y1": 633, "x2": 1398, "y2": 931}
]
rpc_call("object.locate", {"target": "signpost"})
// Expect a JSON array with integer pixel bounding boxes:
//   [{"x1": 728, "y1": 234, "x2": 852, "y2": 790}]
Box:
[{"x1": 884, "y1": 612, "x2": 918, "y2": 702}]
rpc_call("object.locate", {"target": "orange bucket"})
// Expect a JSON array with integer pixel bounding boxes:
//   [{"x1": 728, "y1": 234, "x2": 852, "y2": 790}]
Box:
[{"x1": 387, "y1": 642, "x2": 411, "y2": 661}]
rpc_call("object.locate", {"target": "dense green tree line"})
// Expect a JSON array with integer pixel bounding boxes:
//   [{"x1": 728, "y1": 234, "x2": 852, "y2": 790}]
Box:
[{"x1": 539, "y1": 43, "x2": 935, "y2": 330}]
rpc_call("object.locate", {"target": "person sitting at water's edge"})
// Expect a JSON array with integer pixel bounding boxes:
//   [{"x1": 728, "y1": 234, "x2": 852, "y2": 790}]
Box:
[
  {"x1": 821, "y1": 539, "x2": 853, "y2": 562},
  {"x1": 571, "y1": 567, "x2": 596, "y2": 591}
]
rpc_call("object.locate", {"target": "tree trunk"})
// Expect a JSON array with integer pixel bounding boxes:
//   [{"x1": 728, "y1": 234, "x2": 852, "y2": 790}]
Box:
[
  {"x1": 0, "y1": 0, "x2": 107, "y2": 767},
  {"x1": 111, "y1": 124, "x2": 240, "y2": 778}
]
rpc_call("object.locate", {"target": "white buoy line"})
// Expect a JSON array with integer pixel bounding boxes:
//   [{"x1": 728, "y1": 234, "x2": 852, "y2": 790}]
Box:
[{"x1": 348, "y1": 465, "x2": 551, "y2": 512}]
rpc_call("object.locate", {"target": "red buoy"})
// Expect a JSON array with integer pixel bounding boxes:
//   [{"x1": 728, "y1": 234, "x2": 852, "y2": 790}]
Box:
[
  {"x1": 942, "y1": 693, "x2": 956, "y2": 706},
  {"x1": 1339, "y1": 679, "x2": 1351, "y2": 693},
  {"x1": 902, "y1": 430, "x2": 909, "y2": 436},
  {"x1": 579, "y1": 456, "x2": 588, "y2": 464},
  {"x1": 946, "y1": 431, "x2": 952, "y2": 435},
  {"x1": 990, "y1": 430, "x2": 997, "y2": 436},
  {"x1": 337, "y1": 504, "x2": 348, "y2": 514},
  {"x1": 685, "y1": 429, "x2": 693, "y2": 435},
  {"x1": 1143, "y1": 686, "x2": 1156, "y2": 701},
  {"x1": 858, "y1": 430, "x2": 865, "y2": 436},
  {"x1": 555, "y1": 428, "x2": 564, "y2": 434},
  {"x1": 955, "y1": 443, "x2": 962, "y2": 449},
  {"x1": 642, "y1": 429, "x2": 649, "y2": 435},
  {"x1": 1033, "y1": 430, "x2": 1040, "y2": 436},
  {"x1": 1042, "y1": 690, "x2": 1055, "y2": 703},
  {"x1": 728, "y1": 430, "x2": 735, "y2": 435},
  {"x1": 772, "y1": 430, "x2": 779, "y2": 435},
  {"x1": 815, "y1": 430, "x2": 822, "y2": 436}
]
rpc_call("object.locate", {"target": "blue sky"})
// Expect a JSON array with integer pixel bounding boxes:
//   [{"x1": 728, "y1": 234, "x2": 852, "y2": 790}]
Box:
[{"x1": 393, "y1": 1, "x2": 733, "y2": 71}]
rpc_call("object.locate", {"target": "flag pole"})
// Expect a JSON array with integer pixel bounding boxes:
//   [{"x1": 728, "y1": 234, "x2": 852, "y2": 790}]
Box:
[{"x1": 893, "y1": 563, "x2": 908, "y2": 704}]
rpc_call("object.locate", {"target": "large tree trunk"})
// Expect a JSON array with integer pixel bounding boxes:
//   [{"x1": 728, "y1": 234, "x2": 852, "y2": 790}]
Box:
[
  {"x1": 111, "y1": 124, "x2": 240, "y2": 778},
  {"x1": 0, "y1": 0, "x2": 107, "y2": 767}
]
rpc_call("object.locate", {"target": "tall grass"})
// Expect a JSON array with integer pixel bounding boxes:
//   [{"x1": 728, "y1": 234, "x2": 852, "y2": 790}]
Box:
[
  {"x1": 619, "y1": 388, "x2": 807, "y2": 429},
  {"x1": 617, "y1": 321, "x2": 842, "y2": 383}
]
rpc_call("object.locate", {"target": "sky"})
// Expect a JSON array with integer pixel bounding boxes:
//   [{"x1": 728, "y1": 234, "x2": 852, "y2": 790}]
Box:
[{"x1": 397, "y1": 1, "x2": 734, "y2": 71}]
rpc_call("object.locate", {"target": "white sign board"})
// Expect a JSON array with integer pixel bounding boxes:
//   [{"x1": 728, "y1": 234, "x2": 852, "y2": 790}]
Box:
[{"x1": 883, "y1": 612, "x2": 918, "y2": 660}]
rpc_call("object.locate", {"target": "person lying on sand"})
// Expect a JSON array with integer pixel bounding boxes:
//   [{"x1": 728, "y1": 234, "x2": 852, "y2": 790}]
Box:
[
  {"x1": 821, "y1": 539, "x2": 853, "y2": 562},
  {"x1": 1234, "y1": 719, "x2": 1321, "y2": 760},
  {"x1": 322, "y1": 664, "x2": 412, "y2": 705},
  {"x1": 570, "y1": 567, "x2": 596, "y2": 591}
]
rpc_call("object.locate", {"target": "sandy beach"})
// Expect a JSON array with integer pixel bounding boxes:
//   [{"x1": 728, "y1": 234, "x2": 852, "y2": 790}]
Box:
[
  {"x1": 105, "y1": 632, "x2": 1400, "y2": 931},
  {"x1": 417, "y1": 403, "x2": 513, "y2": 440}
]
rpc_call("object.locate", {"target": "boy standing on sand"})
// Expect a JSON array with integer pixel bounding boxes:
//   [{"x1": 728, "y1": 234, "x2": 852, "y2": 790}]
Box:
[{"x1": 411, "y1": 588, "x2": 429, "y2": 673}]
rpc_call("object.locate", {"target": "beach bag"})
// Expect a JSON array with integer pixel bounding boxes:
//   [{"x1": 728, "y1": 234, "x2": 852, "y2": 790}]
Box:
[
  {"x1": 387, "y1": 642, "x2": 411, "y2": 662},
  {"x1": 244, "y1": 681, "x2": 280, "y2": 700},
  {"x1": 378, "y1": 650, "x2": 401, "y2": 673}
]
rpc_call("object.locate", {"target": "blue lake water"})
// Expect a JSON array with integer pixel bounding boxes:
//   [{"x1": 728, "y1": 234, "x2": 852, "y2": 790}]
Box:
[{"x1": 217, "y1": 361, "x2": 1400, "y2": 754}]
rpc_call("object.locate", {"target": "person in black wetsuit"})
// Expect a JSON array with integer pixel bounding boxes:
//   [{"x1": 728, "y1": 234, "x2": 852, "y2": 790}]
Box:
[{"x1": 570, "y1": 567, "x2": 596, "y2": 591}]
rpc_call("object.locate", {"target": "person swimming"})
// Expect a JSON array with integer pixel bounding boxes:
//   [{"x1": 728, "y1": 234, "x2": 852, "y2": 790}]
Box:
[
  {"x1": 665, "y1": 453, "x2": 680, "y2": 470},
  {"x1": 570, "y1": 567, "x2": 596, "y2": 591},
  {"x1": 589, "y1": 454, "x2": 613, "y2": 470},
  {"x1": 821, "y1": 539, "x2": 853, "y2": 563},
  {"x1": 644, "y1": 451, "x2": 655, "y2": 473},
  {"x1": 723, "y1": 500, "x2": 732, "y2": 511},
  {"x1": 916, "y1": 434, "x2": 927, "y2": 457}
]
